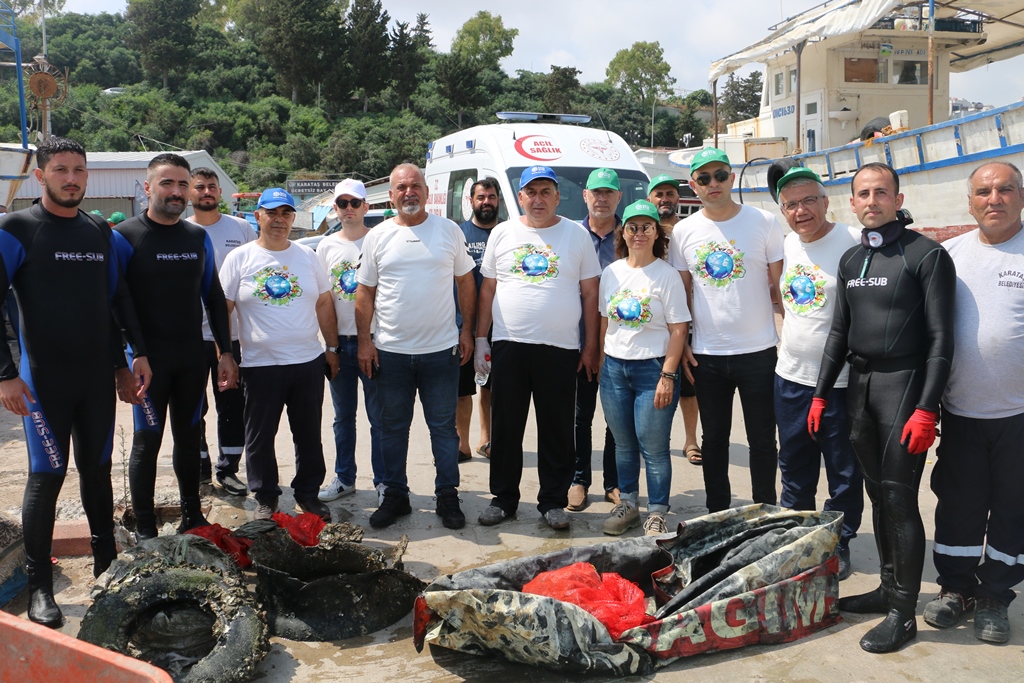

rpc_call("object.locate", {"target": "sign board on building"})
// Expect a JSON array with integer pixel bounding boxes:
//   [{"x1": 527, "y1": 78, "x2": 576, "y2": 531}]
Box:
[{"x1": 286, "y1": 180, "x2": 337, "y2": 195}]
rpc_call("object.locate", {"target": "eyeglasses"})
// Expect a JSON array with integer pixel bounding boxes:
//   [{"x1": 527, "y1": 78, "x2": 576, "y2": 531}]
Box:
[
  {"x1": 694, "y1": 169, "x2": 731, "y2": 186},
  {"x1": 336, "y1": 198, "x2": 363, "y2": 209},
  {"x1": 781, "y1": 195, "x2": 824, "y2": 213},
  {"x1": 624, "y1": 224, "x2": 657, "y2": 235}
]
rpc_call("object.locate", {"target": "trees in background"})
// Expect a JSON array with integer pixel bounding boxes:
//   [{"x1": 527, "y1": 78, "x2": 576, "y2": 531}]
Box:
[{"x1": 124, "y1": 0, "x2": 202, "y2": 89}]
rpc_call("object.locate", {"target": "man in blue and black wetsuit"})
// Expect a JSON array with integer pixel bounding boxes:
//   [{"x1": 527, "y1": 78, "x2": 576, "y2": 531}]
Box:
[
  {"x1": 0, "y1": 137, "x2": 151, "y2": 628},
  {"x1": 113, "y1": 153, "x2": 237, "y2": 541},
  {"x1": 811, "y1": 162, "x2": 956, "y2": 653}
]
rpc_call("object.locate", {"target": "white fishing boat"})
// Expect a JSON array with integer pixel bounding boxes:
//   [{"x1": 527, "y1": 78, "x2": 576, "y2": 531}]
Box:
[{"x1": 663, "y1": 0, "x2": 1024, "y2": 240}]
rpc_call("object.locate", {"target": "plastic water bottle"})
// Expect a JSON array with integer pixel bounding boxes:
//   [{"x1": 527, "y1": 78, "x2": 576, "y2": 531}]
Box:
[{"x1": 475, "y1": 354, "x2": 491, "y2": 385}]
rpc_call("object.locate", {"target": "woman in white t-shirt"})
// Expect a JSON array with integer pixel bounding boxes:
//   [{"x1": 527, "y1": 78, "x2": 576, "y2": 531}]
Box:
[{"x1": 599, "y1": 200, "x2": 691, "y2": 536}]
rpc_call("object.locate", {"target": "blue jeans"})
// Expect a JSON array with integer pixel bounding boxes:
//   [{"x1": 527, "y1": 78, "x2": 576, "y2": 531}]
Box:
[
  {"x1": 600, "y1": 355, "x2": 679, "y2": 513},
  {"x1": 774, "y1": 375, "x2": 863, "y2": 547},
  {"x1": 693, "y1": 347, "x2": 778, "y2": 512},
  {"x1": 375, "y1": 346, "x2": 461, "y2": 495},
  {"x1": 328, "y1": 335, "x2": 383, "y2": 488}
]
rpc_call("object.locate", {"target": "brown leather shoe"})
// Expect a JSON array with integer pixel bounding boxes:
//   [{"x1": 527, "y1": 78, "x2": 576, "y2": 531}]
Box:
[
  {"x1": 604, "y1": 488, "x2": 621, "y2": 505},
  {"x1": 566, "y1": 484, "x2": 588, "y2": 511}
]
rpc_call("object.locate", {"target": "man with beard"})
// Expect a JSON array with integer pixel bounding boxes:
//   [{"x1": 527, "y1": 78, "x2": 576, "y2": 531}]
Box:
[
  {"x1": 0, "y1": 137, "x2": 151, "y2": 627},
  {"x1": 113, "y1": 154, "x2": 238, "y2": 540},
  {"x1": 357, "y1": 164, "x2": 476, "y2": 530},
  {"x1": 812, "y1": 162, "x2": 955, "y2": 653},
  {"x1": 456, "y1": 178, "x2": 500, "y2": 463},
  {"x1": 648, "y1": 174, "x2": 702, "y2": 465},
  {"x1": 186, "y1": 167, "x2": 255, "y2": 495}
]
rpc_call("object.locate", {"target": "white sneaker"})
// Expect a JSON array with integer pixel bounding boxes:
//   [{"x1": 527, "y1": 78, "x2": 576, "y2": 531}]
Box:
[
  {"x1": 318, "y1": 477, "x2": 356, "y2": 501},
  {"x1": 643, "y1": 512, "x2": 669, "y2": 536},
  {"x1": 375, "y1": 483, "x2": 387, "y2": 506}
]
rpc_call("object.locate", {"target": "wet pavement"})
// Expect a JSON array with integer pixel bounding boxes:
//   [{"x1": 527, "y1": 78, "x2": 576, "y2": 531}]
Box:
[{"x1": 3, "y1": 388, "x2": 1023, "y2": 681}]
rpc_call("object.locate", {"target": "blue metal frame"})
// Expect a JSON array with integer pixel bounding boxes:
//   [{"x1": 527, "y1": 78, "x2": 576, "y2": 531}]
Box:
[{"x1": 0, "y1": 2, "x2": 29, "y2": 149}]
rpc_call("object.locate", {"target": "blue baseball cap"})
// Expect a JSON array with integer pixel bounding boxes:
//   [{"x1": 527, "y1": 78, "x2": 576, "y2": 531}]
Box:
[
  {"x1": 256, "y1": 188, "x2": 296, "y2": 210},
  {"x1": 519, "y1": 165, "x2": 558, "y2": 190}
]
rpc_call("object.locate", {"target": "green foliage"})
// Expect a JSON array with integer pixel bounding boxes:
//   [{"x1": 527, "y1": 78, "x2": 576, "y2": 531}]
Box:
[
  {"x1": 346, "y1": 0, "x2": 390, "y2": 112},
  {"x1": 605, "y1": 41, "x2": 676, "y2": 110},
  {"x1": 451, "y1": 11, "x2": 518, "y2": 72},
  {"x1": 125, "y1": 0, "x2": 203, "y2": 89},
  {"x1": 718, "y1": 71, "x2": 763, "y2": 125},
  {"x1": 390, "y1": 20, "x2": 426, "y2": 110},
  {"x1": 434, "y1": 52, "x2": 485, "y2": 128},
  {"x1": 545, "y1": 66, "x2": 580, "y2": 114}
]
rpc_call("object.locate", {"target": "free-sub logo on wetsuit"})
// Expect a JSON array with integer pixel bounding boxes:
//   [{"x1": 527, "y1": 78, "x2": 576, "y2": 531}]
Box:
[
  {"x1": 846, "y1": 277, "x2": 888, "y2": 288},
  {"x1": 331, "y1": 260, "x2": 358, "y2": 301},
  {"x1": 54, "y1": 251, "x2": 104, "y2": 262},
  {"x1": 252, "y1": 265, "x2": 302, "y2": 305},
  {"x1": 30, "y1": 410, "x2": 63, "y2": 469},
  {"x1": 156, "y1": 252, "x2": 199, "y2": 261}
]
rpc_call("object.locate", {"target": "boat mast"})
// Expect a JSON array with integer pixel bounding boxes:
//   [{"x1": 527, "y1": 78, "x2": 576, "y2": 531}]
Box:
[{"x1": 927, "y1": 0, "x2": 935, "y2": 125}]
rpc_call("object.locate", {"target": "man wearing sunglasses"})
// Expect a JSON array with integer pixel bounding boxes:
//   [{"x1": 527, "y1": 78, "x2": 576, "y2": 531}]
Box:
[
  {"x1": 811, "y1": 162, "x2": 955, "y2": 653},
  {"x1": 772, "y1": 167, "x2": 863, "y2": 582},
  {"x1": 318, "y1": 179, "x2": 384, "y2": 505},
  {"x1": 667, "y1": 147, "x2": 784, "y2": 515}
]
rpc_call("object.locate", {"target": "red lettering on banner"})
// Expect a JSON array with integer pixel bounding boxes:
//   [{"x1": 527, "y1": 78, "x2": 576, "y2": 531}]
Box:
[{"x1": 514, "y1": 135, "x2": 563, "y2": 162}]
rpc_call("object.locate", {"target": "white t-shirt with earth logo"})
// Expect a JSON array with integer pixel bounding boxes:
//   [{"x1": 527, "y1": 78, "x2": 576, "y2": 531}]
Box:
[
  {"x1": 220, "y1": 241, "x2": 330, "y2": 367},
  {"x1": 600, "y1": 258, "x2": 691, "y2": 360},
  {"x1": 481, "y1": 217, "x2": 602, "y2": 350},
  {"x1": 317, "y1": 233, "x2": 364, "y2": 337},
  {"x1": 667, "y1": 205, "x2": 784, "y2": 355}
]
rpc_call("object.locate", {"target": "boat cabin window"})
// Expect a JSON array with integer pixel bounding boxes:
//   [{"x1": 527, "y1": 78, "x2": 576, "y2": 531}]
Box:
[
  {"x1": 774, "y1": 72, "x2": 785, "y2": 97},
  {"x1": 844, "y1": 57, "x2": 887, "y2": 84},
  {"x1": 894, "y1": 60, "x2": 928, "y2": 85}
]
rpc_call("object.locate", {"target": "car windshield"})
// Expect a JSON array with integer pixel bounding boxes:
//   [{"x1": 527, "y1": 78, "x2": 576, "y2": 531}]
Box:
[{"x1": 505, "y1": 167, "x2": 649, "y2": 222}]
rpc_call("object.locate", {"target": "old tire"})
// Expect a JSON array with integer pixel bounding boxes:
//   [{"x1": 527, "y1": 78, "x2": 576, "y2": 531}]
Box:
[{"x1": 79, "y1": 566, "x2": 267, "y2": 683}]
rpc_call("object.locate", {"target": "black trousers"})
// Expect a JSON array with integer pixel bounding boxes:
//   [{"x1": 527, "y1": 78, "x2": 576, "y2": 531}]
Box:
[
  {"x1": 199, "y1": 340, "x2": 245, "y2": 475},
  {"x1": 573, "y1": 368, "x2": 617, "y2": 491},
  {"x1": 489, "y1": 341, "x2": 578, "y2": 514},
  {"x1": 847, "y1": 366, "x2": 927, "y2": 613},
  {"x1": 932, "y1": 411, "x2": 1024, "y2": 606},
  {"x1": 241, "y1": 356, "x2": 326, "y2": 502},
  {"x1": 128, "y1": 352, "x2": 207, "y2": 528}
]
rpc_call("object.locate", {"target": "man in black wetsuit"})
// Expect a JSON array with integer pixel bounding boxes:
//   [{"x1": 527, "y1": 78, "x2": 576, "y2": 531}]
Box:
[
  {"x1": 811, "y1": 162, "x2": 956, "y2": 653},
  {"x1": 0, "y1": 137, "x2": 151, "y2": 628},
  {"x1": 113, "y1": 153, "x2": 237, "y2": 541}
]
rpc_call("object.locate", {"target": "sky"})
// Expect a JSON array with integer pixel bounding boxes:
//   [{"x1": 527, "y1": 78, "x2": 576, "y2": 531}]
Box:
[{"x1": 60, "y1": 0, "x2": 1022, "y2": 106}]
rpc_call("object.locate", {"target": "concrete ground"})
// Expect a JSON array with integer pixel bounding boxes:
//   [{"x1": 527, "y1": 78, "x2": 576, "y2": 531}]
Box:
[{"x1": 2, "y1": 383, "x2": 1022, "y2": 682}]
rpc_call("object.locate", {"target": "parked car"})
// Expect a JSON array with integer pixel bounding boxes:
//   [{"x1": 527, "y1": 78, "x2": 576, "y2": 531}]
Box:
[{"x1": 295, "y1": 209, "x2": 390, "y2": 251}]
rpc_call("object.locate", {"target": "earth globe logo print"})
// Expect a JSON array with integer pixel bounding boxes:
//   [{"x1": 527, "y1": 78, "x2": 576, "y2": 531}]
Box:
[
  {"x1": 252, "y1": 266, "x2": 302, "y2": 305},
  {"x1": 782, "y1": 264, "x2": 825, "y2": 313},
  {"x1": 510, "y1": 244, "x2": 559, "y2": 283},
  {"x1": 789, "y1": 275, "x2": 816, "y2": 305},
  {"x1": 616, "y1": 296, "x2": 642, "y2": 321},
  {"x1": 265, "y1": 275, "x2": 291, "y2": 299},
  {"x1": 704, "y1": 250, "x2": 734, "y2": 280},
  {"x1": 522, "y1": 252, "x2": 548, "y2": 276},
  {"x1": 340, "y1": 268, "x2": 357, "y2": 294}
]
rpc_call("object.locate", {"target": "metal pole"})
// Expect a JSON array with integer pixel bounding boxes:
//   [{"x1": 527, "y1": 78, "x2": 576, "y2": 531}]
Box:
[
  {"x1": 793, "y1": 41, "x2": 805, "y2": 154},
  {"x1": 712, "y1": 79, "x2": 719, "y2": 148},
  {"x1": 14, "y1": 36, "x2": 28, "y2": 149},
  {"x1": 651, "y1": 96, "x2": 656, "y2": 147},
  {"x1": 40, "y1": 0, "x2": 46, "y2": 57},
  {"x1": 927, "y1": 0, "x2": 935, "y2": 125}
]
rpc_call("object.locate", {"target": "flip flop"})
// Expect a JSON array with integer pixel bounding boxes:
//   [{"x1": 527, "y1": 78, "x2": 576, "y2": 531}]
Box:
[
  {"x1": 685, "y1": 446, "x2": 703, "y2": 466},
  {"x1": 476, "y1": 442, "x2": 491, "y2": 459},
  {"x1": 458, "y1": 450, "x2": 472, "y2": 463}
]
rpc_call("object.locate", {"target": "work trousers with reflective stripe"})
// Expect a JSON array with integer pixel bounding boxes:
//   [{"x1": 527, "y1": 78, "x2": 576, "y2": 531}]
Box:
[{"x1": 931, "y1": 410, "x2": 1024, "y2": 606}]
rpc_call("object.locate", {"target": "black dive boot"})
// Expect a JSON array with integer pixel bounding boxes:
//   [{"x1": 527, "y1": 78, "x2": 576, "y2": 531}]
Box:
[
  {"x1": 90, "y1": 533, "x2": 118, "y2": 578},
  {"x1": 134, "y1": 507, "x2": 158, "y2": 540},
  {"x1": 177, "y1": 498, "x2": 211, "y2": 534},
  {"x1": 25, "y1": 561, "x2": 63, "y2": 628},
  {"x1": 838, "y1": 585, "x2": 890, "y2": 614},
  {"x1": 860, "y1": 609, "x2": 917, "y2": 653}
]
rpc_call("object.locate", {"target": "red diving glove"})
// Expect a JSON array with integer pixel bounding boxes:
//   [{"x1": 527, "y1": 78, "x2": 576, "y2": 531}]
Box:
[
  {"x1": 900, "y1": 409, "x2": 938, "y2": 454},
  {"x1": 807, "y1": 397, "x2": 828, "y2": 441}
]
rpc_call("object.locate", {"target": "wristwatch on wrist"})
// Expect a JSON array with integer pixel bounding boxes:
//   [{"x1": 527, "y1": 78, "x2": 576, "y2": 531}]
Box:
[{"x1": 326, "y1": 346, "x2": 338, "y2": 353}]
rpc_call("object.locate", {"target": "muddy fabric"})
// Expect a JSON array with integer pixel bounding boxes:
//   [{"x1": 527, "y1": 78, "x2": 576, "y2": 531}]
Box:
[{"x1": 417, "y1": 505, "x2": 842, "y2": 675}]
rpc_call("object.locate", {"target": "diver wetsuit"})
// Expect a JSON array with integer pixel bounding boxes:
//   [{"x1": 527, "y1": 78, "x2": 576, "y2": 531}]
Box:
[
  {"x1": 0, "y1": 204, "x2": 148, "y2": 591},
  {"x1": 113, "y1": 213, "x2": 231, "y2": 537},
  {"x1": 815, "y1": 220, "x2": 955, "y2": 623}
]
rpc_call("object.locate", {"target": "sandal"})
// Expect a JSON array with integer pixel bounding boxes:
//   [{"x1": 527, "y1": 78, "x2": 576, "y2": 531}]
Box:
[
  {"x1": 476, "y1": 442, "x2": 491, "y2": 459},
  {"x1": 685, "y1": 446, "x2": 703, "y2": 466}
]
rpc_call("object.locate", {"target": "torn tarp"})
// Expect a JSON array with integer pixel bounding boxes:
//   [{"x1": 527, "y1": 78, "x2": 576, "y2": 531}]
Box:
[{"x1": 414, "y1": 505, "x2": 842, "y2": 676}]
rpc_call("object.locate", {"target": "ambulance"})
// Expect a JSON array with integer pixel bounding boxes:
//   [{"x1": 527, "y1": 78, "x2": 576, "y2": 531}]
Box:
[{"x1": 424, "y1": 112, "x2": 650, "y2": 223}]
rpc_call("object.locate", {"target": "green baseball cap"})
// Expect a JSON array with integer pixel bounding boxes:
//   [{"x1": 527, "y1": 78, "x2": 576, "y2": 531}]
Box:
[
  {"x1": 647, "y1": 173, "x2": 680, "y2": 195},
  {"x1": 586, "y1": 167, "x2": 620, "y2": 191},
  {"x1": 621, "y1": 200, "x2": 660, "y2": 224},
  {"x1": 775, "y1": 166, "x2": 822, "y2": 194},
  {"x1": 690, "y1": 147, "x2": 731, "y2": 174},
  {"x1": 89, "y1": 209, "x2": 105, "y2": 218},
  {"x1": 109, "y1": 211, "x2": 127, "y2": 224}
]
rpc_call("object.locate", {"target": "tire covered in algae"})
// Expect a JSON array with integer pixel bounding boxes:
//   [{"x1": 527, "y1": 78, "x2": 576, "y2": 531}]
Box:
[{"x1": 78, "y1": 565, "x2": 268, "y2": 683}]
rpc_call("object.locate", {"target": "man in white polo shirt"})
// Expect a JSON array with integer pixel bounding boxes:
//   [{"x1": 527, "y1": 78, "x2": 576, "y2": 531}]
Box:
[
  {"x1": 668, "y1": 147, "x2": 784, "y2": 513},
  {"x1": 219, "y1": 188, "x2": 338, "y2": 522},
  {"x1": 356, "y1": 163, "x2": 476, "y2": 530},
  {"x1": 475, "y1": 165, "x2": 602, "y2": 531}
]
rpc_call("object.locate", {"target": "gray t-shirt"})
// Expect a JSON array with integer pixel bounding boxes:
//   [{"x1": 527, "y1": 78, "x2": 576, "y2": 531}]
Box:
[{"x1": 943, "y1": 227, "x2": 1024, "y2": 418}]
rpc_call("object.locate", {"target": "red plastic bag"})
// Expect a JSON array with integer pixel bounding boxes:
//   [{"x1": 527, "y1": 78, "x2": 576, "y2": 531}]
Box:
[
  {"x1": 522, "y1": 562, "x2": 654, "y2": 640},
  {"x1": 271, "y1": 511, "x2": 326, "y2": 546},
  {"x1": 186, "y1": 523, "x2": 254, "y2": 568}
]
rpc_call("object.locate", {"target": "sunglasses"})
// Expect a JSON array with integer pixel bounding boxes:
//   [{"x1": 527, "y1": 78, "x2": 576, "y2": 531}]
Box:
[
  {"x1": 336, "y1": 198, "x2": 363, "y2": 209},
  {"x1": 624, "y1": 224, "x2": 656, "y2": 235},
  {"x1": 694, "y1": 169, "x2": 731, "y2": 186}
]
